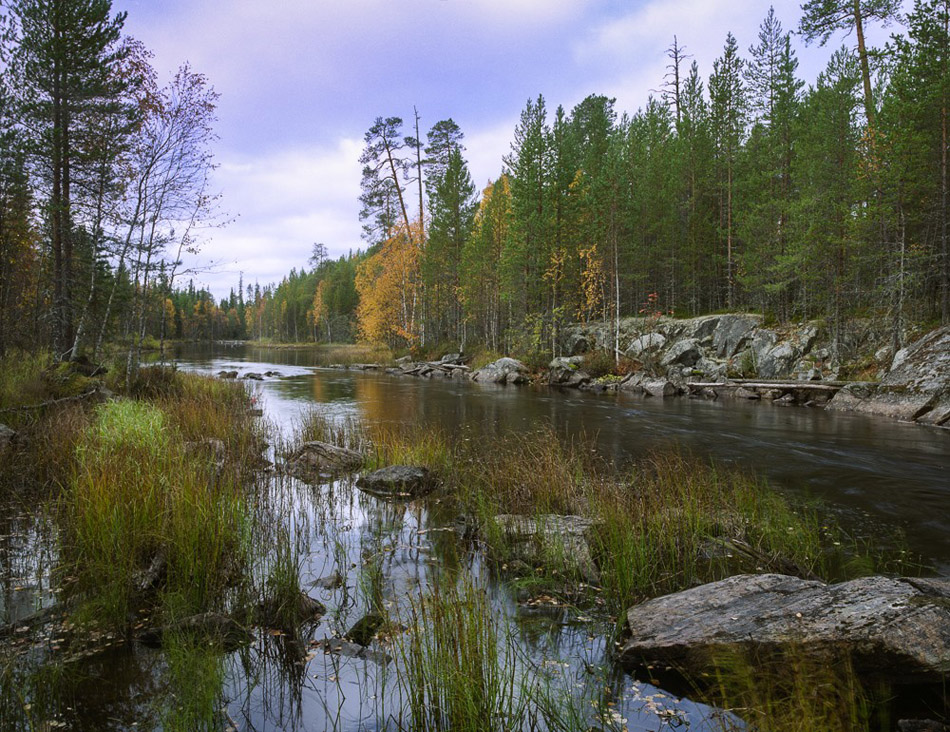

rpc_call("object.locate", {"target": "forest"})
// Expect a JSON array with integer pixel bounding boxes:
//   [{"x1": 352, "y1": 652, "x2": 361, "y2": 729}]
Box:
[{"x1": 0, "y1": 1, "x2": 948, "y2": 362}]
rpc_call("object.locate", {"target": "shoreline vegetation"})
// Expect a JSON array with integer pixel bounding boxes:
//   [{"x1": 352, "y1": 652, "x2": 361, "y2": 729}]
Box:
[{"x1": 0, "y1": 350, "x2": 940, "y2": 730}]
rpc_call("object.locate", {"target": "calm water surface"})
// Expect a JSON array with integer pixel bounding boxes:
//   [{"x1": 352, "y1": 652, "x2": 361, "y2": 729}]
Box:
[
  {"x1": 4, "y1": 341, "x2": 948, "y2": 731},
  {"x1": 177, "y1": 342, "x2": 950, "y2": 570}
]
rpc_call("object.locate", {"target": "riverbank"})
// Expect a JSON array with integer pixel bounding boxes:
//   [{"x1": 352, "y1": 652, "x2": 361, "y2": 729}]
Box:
[
  {"x1": 331, "y1": 315, "x2": 950, "y2": 429},
  {"x1": 285, "y1": 410, "x2": 942, "y2": 730},
  {"x1": 3, "y1": 347, "x2": 946, "y2": 730}
]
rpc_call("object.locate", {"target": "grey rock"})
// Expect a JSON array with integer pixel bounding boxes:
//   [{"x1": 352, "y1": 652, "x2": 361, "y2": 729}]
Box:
[
  {"x1": 620, "y1": 573, "x2": 950, "y2": 683},
  {"x1": 494, "y1": 514, "x2": 601, "y2": 584},
  {"x1": 244, "y1": 372, "x2": 264, "y2": 381},
  {"x1": 712, "y1": 315, "x2": 762, "y2": 358},
  {"x1": 315, "y1": 637, "x2": 392, "y2": 665},
  {"x1": 626, "y1": 332, "x2": 667, "y2": 359},
  {"x1": 643, "y1": 379, "x2": 677, "y2": 398},
  {"x1": 660, "y1": 338, "x2": 702, "y2": 368},
  {"x1": 314, "y1": 572, "x2": 344, "y2": 590},
  {"x1": 829, "y1": 325, "x2": 950, "y2": 424},
  {"x1": 472, "y1": 357, "x2": 529, "y2": 385},
  {"x1": 217, "y1": 370, "x2": 238, "y2": 379},
  {"x1": 257, "y1": 591, "x2": 326, "y2": 629},
  {"x1": 284, "y1": 441, "x2": 364, "y2": 481},
  {"x1": 568, "y1": 334, "x2": 590, "y2": 355},
  {"x1": 440, "y1": 353, "x2": 465, "y2": 365},
  {"x1": 344, "y1": 611, "x2": 385, "y2": 646},
  {"x1": 734, "y1": 387, "x2": 761, "y2": 400},
  {"x1": 757, "y1": 342, "x2": 802, "y2": 379},
  {"x1": 357, "y1": 465, "x2": 435, "y2": 498},
  {"x1": 549, "y1": 357, "x2": 591, "y2": 387}
]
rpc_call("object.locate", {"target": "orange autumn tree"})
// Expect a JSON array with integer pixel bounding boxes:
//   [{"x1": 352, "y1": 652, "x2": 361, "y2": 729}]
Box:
[{"x1": 355, "y1": 221, "x2": 423, "y2": 346}]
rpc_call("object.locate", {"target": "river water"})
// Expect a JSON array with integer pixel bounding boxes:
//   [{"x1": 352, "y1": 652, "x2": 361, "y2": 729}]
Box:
[
  {"x1": 184, "y1": 343, "x2": 950, "y2": 570},
  {"x1": 3, "y1": 342, "x2": 949, "y2": 731}
]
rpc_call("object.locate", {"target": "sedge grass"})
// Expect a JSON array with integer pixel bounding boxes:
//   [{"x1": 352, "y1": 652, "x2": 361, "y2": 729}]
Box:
[{"x1": 61, "y1": 374, "x2": 259, "y2": 629}]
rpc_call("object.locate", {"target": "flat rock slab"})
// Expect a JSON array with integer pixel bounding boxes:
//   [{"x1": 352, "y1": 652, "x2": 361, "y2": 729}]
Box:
[
  {"x1": 620, "y1": 573, "x2": 950, "y2": 683},
  {"x1": 312, "y1": 637, "x2": 392, "y2": 665},
  {"x1": 357, "y1": 465, "x2": 435, "y2": 498},
  {"x1": 283, "y1": 440, "x2": 364, "y2": 482}
]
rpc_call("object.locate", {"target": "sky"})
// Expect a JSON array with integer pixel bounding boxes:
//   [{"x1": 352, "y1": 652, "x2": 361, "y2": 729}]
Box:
[{"x1": 110, "y1": 0, "x2": 905, "y2": 300}]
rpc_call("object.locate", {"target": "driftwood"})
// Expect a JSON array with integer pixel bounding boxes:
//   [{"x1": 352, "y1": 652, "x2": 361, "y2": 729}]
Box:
[{"x1": 0, "y1": 385, "x2": 112, "y2": 414}]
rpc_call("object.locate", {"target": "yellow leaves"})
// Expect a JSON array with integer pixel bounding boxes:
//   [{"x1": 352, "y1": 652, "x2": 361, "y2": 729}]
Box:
[
  {"x1": 355, "y1": 222, "x2": 423, "y2": 345},
  {"x1": 578, "y1": 244, "x2": 605, "y2": 321}
]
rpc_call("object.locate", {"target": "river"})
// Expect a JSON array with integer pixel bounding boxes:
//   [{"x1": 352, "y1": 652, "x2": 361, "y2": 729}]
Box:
[
  {"x1": 180, "y1": 342, "x2": 950, "y2": 571},
  {"x1": 3, "y1": 342, "x2": 948, "y2": 731}
]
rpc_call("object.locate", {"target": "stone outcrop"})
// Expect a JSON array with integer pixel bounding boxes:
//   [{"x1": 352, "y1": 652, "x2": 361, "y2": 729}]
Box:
[
  {"x1": 471, "y1": 357, "x2": 529, "y2": 385},
  {"x1": 548, "y1": 356, "x2": 591, "y2": 387},
  {"x1": 829, "y1": 325, "x2": 950, "y2": 427},
  {"x1": 356, "y1": 465, "x2": 435, "y2": 498},
  {"x1": 283, "y1": 441, "x2": 364, "y2": 482},
  {"x1": 620, "y1": 573, "x2": 950, "y2": 683}
]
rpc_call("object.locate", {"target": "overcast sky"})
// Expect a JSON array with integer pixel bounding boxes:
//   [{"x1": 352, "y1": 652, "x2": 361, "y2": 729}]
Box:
[{"x1": 111, "y1": 0, "x2": 904, "y2": 300}]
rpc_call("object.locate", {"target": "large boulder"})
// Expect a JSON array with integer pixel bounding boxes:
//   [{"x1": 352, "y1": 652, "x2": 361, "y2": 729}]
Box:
[
  {"x1": 626, "y1": 332, "x2": 667, "y2": 359},
  {"x1": 829, "y1": 325, "x2": 950, "y2": 425},
  {"x1": 660, "y1": 338, "x2": 702, "y2": 368},
  {"x1": 712, "y1": 315, "x2": 762, "y2": 358},
  {"x1": 284, "y1": 441, "x2": 364, "y2": 481},
  {"x1": 472, "y1": 357, "x2": 529, "y2": 385},
  {"x1": 620, "y1": 573, "x2": 950, "y2": 683},
  {"x1": 357, "y1": 465, "x2": 435, "y2": 498},
  {"x1": 548, "y1": 356, "x2": 591, "y2": 387}
]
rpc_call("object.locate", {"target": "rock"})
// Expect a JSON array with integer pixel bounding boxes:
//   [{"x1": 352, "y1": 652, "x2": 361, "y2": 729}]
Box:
[
  {"x1": 757, "y1": 342, "x2": 802, "y2": 379},
  {"x1": 712, "y1": 315, "x2": 762, "y2": 358},
  {"x1": 626, "y1": 332, "x2": 667, "y2": 359},
  {"x1": 898, "y1": 721, "x2": 950, "y2": 732},
  {"x1": 395, "y1": 355, "x2": 412, "y2": 364},
  {"x1": 734, "y1": 387, "x2": 761, "y2": 400},
  {"x1": 140, "y1": 612, "x2": 251, "y2": 650},
  {"x1": 440, "y1": 353, "x2": 464, "y2": 365},
  {"x1": 257, "y1": 591, "x2": 326, "y2": 629},
  {"x1": 619, "y1": 573, "x2": 950, "y2": 683},
  {"x1": 283, "y1": 440, "x2": 364, "y2": 481},
  {"x1": 568, "y1": 334, "x2": 590, "y2": 356},
  {"x1": 133, "y1": 552, "x2": 167, "y2": 593},
  {"x1": 217, "y1": 370, "x2": 238, "y2": 379},
  {"x1": 472, "y1": 357, "x2": 529, "y2": 385},
  {"x1": 548, "y1": 357, "x2": 591, "y2": 387},
  {"x1": 660, "y1": 338, "x2": 702, "y2": 368},
  {"x1": 314, "y1": 571, "x2": 344, "y2": 590},
  {"x1": 244, "y1": 372, "x2": 264, "y2": 381},
  {"x1": 344, "y1": 611, "x2": 385, "y2": 646},
  {"x1": 643, "y1": 379, "x2": 677, "y2": 398},
  {"x1": 357, "y1": 465, "x2": 435, "y2": 498},
  {"x1": 829, "y1": 325, "x2": 950, "y2": 425},
  {"x1": 264, "y1": 370, "x2": 282, "y2": 378},
  {"x1": 494, "y1": 514, "x2": 601, "y2": 584}
]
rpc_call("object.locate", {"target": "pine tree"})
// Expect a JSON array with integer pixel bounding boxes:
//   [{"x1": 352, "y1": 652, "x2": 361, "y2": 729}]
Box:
[{"x1": 7, "y1": 0, "x2": 129, "y2": 358}]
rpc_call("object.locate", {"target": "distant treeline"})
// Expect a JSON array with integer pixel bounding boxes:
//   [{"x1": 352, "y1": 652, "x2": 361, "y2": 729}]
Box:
[
  {"x1": 284, "y1": 1, "x2": 948, "y2": 356},
  {"x1": 3, "y1": 2, "x2": 948, "y2": 360}
]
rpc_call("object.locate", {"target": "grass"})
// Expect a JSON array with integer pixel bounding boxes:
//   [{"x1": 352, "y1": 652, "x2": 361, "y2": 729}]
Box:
[
  {"x1": 60, "y1": 372, "x2": 260, "y2": 629},
  {"x1": 390, "y1": 574, "x2": 530, "y2": 732},
  {"x1": 699, "y1": 646, "x2": 889, "y2": 732}
]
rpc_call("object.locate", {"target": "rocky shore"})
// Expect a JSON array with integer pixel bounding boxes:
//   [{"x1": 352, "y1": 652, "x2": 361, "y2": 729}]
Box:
[{"x1": 338, "y1": 315, "x2": 950, "y2": 428}]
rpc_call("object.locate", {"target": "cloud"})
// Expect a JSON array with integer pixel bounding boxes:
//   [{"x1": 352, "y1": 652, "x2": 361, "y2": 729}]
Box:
[{"x1": 186, "y1": 137, "x2": 365, "y2": 295}]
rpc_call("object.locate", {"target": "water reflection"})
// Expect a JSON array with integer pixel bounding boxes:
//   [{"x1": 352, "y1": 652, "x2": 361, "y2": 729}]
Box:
[{"x1": 174, "y1": 342, "x2": 950, "y2": 568}]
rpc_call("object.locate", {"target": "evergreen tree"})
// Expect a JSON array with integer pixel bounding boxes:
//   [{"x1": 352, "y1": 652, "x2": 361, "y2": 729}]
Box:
[{"x1": 7, "y1": 0, "x2": 130, "y2": 358}]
